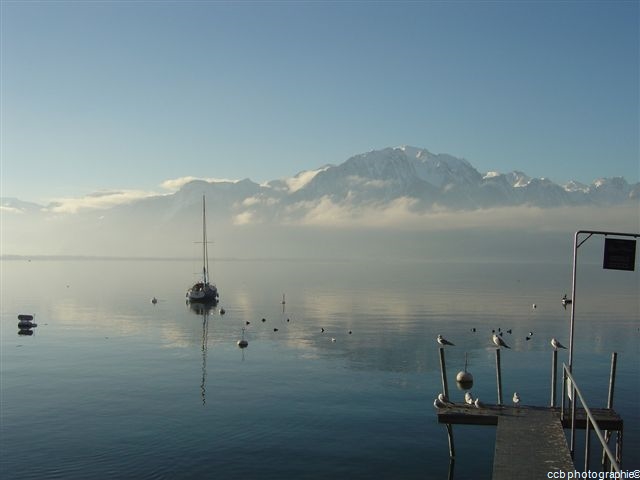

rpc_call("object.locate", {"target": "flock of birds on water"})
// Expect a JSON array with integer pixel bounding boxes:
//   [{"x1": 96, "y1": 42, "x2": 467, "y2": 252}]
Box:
[{"x1": 153, "y1": 292, "x2": 573, "y2": 406}]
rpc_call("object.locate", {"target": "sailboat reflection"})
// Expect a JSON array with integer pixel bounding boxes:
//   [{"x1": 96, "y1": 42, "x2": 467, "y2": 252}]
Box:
[{"x1": 187, "y1": 302, "x2": 214, "y2": 406}]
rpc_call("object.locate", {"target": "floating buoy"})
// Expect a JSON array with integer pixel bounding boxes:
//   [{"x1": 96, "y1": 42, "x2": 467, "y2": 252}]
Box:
[
  {"x1": 237, "y1": 328, "x2": 248, "y2": 348},
  {"x1": 456, "y1": 353, "x2": 474, "y2": 388},
  {"x1": 151, "y1": 297, "x2": 158, "y2": 304}
]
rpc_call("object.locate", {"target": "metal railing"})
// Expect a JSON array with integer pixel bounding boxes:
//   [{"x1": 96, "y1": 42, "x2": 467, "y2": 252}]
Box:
[{"x1": 561, "y1": 363, "x2": 622, "y2": 473}]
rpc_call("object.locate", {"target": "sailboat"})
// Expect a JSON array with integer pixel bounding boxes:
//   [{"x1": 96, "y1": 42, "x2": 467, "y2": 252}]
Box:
[{"x1": 186, "y1": 195, "x2": 219, "y2": 304}]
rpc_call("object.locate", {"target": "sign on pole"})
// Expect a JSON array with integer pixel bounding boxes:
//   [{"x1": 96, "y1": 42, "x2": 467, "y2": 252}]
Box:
[{"x1": 603, "y1": 238, "x2": 636, "y2": 271}]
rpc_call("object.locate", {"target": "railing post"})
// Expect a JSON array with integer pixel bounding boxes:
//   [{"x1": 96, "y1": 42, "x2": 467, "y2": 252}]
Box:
[{"x1": 602, "y1": 352, "x2": 618, "y2": 468}]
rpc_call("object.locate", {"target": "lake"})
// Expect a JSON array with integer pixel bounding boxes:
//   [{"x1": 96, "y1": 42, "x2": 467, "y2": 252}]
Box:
[{"x1": 1, "y1": 257, "x2": 638, "y2": 478}]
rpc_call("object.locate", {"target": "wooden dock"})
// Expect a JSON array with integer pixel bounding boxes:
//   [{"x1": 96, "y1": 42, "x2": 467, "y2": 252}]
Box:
[
  {"x1": 492, "y1": 409, "x2": 573, "y2": 479},
  {"x1": 436, "y1": 404, "x2": 623, "y2": 479}
]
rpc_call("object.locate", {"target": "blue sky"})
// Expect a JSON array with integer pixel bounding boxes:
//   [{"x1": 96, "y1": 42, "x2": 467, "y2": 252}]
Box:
[{"x1": 1, "y1": 0, "x2": 638, "y2": 204}]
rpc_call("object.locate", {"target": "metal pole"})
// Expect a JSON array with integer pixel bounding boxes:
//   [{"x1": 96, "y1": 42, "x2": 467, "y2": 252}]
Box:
[
  {"x1": 602, "y1": 352, "x2": 618, "y2": 468},
  {"x1": 496, "y1": 348, "x2": 503, "y2": 405},
  {"x1": 607, "y1": 352, "x2": 618, "y2": 409},
  {"x1": 568, "y1": 230, "x2": 639, "y2": 374},
  {"x1": 585, "y1": 420, "x2": 591, "y2": 471},
  {"x1": 551, "y1": 349, "x2": 558, "y2": 407},
  {"x1": 446, "y1": 423, "x2": 455, "y2": 459},
  {"x1": 439, "y1": 347, "x2": 449, "y2": 399},
  {"x1": 570, "y1": 380, "x2": 576, "y2": 459},
  {"x1": 568, "y1": 231, "x2": 580, "y2": 373}
]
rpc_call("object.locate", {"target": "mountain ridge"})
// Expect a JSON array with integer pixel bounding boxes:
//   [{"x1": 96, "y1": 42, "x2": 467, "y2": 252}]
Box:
[{"x1": 2, "y1": 146, "x2": 638, "y2": 219}]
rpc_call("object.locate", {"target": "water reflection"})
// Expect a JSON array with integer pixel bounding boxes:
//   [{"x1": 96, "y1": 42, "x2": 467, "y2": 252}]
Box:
[{"x1": 187, "y1": 302, "x2": 216, "y2": 406}]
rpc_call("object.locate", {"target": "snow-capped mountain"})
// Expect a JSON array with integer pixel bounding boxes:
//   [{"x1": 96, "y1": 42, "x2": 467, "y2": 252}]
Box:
[{"x1": 2, "y1": 146, "x2": 638, "y2": 222}]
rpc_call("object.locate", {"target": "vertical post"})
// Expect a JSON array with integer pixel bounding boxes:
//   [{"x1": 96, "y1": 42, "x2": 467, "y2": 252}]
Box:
[
  {"x1": 439, "y1": 347, "x2": 449, "y2": 399},
  {"x1": 495, "y1": 348, "x2": 503, "y2": 405},
  {"x1": 607, "y1": 352, "x2": 618, "y2": 409},
  {"x1": 446, "y1": 423, "x2": 455, "y2": 459},
  {"x1": 568, "y1": 231, "x2": 580, "y2": 374},
  {"x1": 550, "y1": 349, "x2": 558, "y2": 407},
  {"x1": 570, "y1": 381, "x2": 576, "y2": 459},
  {"x1": 615, "y1": 428, "x2": 623, "y2": 466},
  {"x1": 584, "y1": 420, "x2": 591, "y2": 471},
  {"x1": 602, "y1": 352, "x2": 618, "y2": 468}
]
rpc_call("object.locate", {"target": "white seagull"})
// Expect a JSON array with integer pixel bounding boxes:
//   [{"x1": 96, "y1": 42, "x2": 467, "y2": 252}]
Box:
[
  {"x1": 434, "y1": 393, "x2": 453, "y2": 409},
  {"x1": 492, "y1": 334, "x2": 511, "y2": 349},
  {"x1": 464, "y1": 391, "x2": 474, "y2": 405},
  {"x1": 437, "y1": 334, "x2": 455, "y2": 346},
  {"x1": 512, "y1": 392, "x2": 520, "y2": 406},
  {"x1": 474, "y1": 398, "x2": 484, "y2": 408},
  {"x1": 550, "y1": 338, "x2": 567, "y2": 350},
  {"x1": 434, "y1": 396, "x2": 448, "y2": 409}
]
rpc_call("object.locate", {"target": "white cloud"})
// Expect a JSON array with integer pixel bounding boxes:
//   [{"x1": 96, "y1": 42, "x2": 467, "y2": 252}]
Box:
[
  {"x1": 0, "y1": 205, "x2": 24, "y2": 214},
  {"x1": 160, "y1": 176, "x2": 241, "y2": 192},
  {"x1": 283, "y1": 197, "x2": 640, "y2": 233},
  {"x1": 46, "y1": 190, "x2": 158, "y2": 214},
  {"x1": 284, "y1": 166, "x2": 330, "y2": 192}
]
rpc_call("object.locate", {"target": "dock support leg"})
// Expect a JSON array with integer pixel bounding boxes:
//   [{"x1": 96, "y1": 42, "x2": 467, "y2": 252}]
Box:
[
  {"x1": 439, "y1": 347, "x2": 449, "y2": 399},
  {"x1": 551, "y1": 349, "x2": 558, "y2": 407},
  {"x1": 495, "y1": 348, "x2": 503, "y2": 405},
  {"x1": 446, "y1": 423, "x2": 455, "y2": 459}
]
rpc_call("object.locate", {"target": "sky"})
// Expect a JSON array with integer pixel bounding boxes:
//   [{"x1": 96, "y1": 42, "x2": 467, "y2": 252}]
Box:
[{"x1": 1, "y1": 0, "x2": 639, "y2": 205}]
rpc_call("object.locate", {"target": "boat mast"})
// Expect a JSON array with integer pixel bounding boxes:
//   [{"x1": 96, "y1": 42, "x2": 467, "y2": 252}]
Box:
[{"x1": 202, "y1": 195, "x2": 209, "y2": 285}]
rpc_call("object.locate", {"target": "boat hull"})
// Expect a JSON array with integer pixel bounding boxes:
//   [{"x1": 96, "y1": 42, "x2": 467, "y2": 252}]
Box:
[{"x1": 186, "y1": 282, "x2": 219, "y2": 304}]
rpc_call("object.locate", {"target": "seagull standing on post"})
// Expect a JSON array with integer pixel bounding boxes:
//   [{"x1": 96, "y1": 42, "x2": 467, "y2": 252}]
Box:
[
  {"x1": 550, "y1": 338, "x2": 567, "y2": 350},
  {"x1": 437, "y1": 334, "x2": 455, "y2": 347},
  {"x1": 512, "y1": 392, "x2": 520, "y2": 407},
  {"x1": 492, "y1": 334, "x2": 511, "y2": 349}
]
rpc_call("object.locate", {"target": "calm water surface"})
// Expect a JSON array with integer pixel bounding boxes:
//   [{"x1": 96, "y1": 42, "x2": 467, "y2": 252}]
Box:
[{"x1": 1, "y1": 258, "x2": 638, "y2": 479}]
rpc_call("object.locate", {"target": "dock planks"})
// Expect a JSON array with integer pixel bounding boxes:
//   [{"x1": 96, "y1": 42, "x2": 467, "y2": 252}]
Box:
[
  {"x1": 492, "y1": 409, "x2": 574, "y2": 480},
  {"x1": 436, "y1": 404, "x2": 623, "y2": 430},
  {"x1": 435, "y1": 404, "x2": 623, "y2": 479}
]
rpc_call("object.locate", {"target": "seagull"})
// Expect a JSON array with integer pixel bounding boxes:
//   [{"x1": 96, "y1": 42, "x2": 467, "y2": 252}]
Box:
[
  {"x1": 512, "y1": 392, "x2": 520, "y2": 407},
  {"x1": 331, "y1": 337, "x2": 336, "y2": 342},
  {"x1": 551, "y1": 338, "x2": 567, "y2": 350},
  {"x1": 562, "y1": 294, "x2": 572, "y2": 310},
  {"x1": 492, "y1": 334, "x2": 511, "y2": 349},
  {"x1": 474, "y1": 398, "x2": 484, "y2": 408},
  {"x1": 434, "y1": 396, "x2": 449, "y2": 409},
  {"x1": 532, "y1": 304, "x2": 537, "y2": 310},
  {"x1": 437, "y1": 334, "x2": 455, "y2": 346},
  {"x1": 438, "y1": 393, "x2": 453, "y2": 405},
  {"x1": 151, "y1": 297, "x2": 158, "y2": 304},
  {"x1": 528, "y1": 331, "x2": 534, "y2": 337},
  {"x1": 464, "y1": 391, "x2": 474, "y2": 405},
  {"x1": 273, "y1": 328, "x2": 279, "y2": 332}
]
